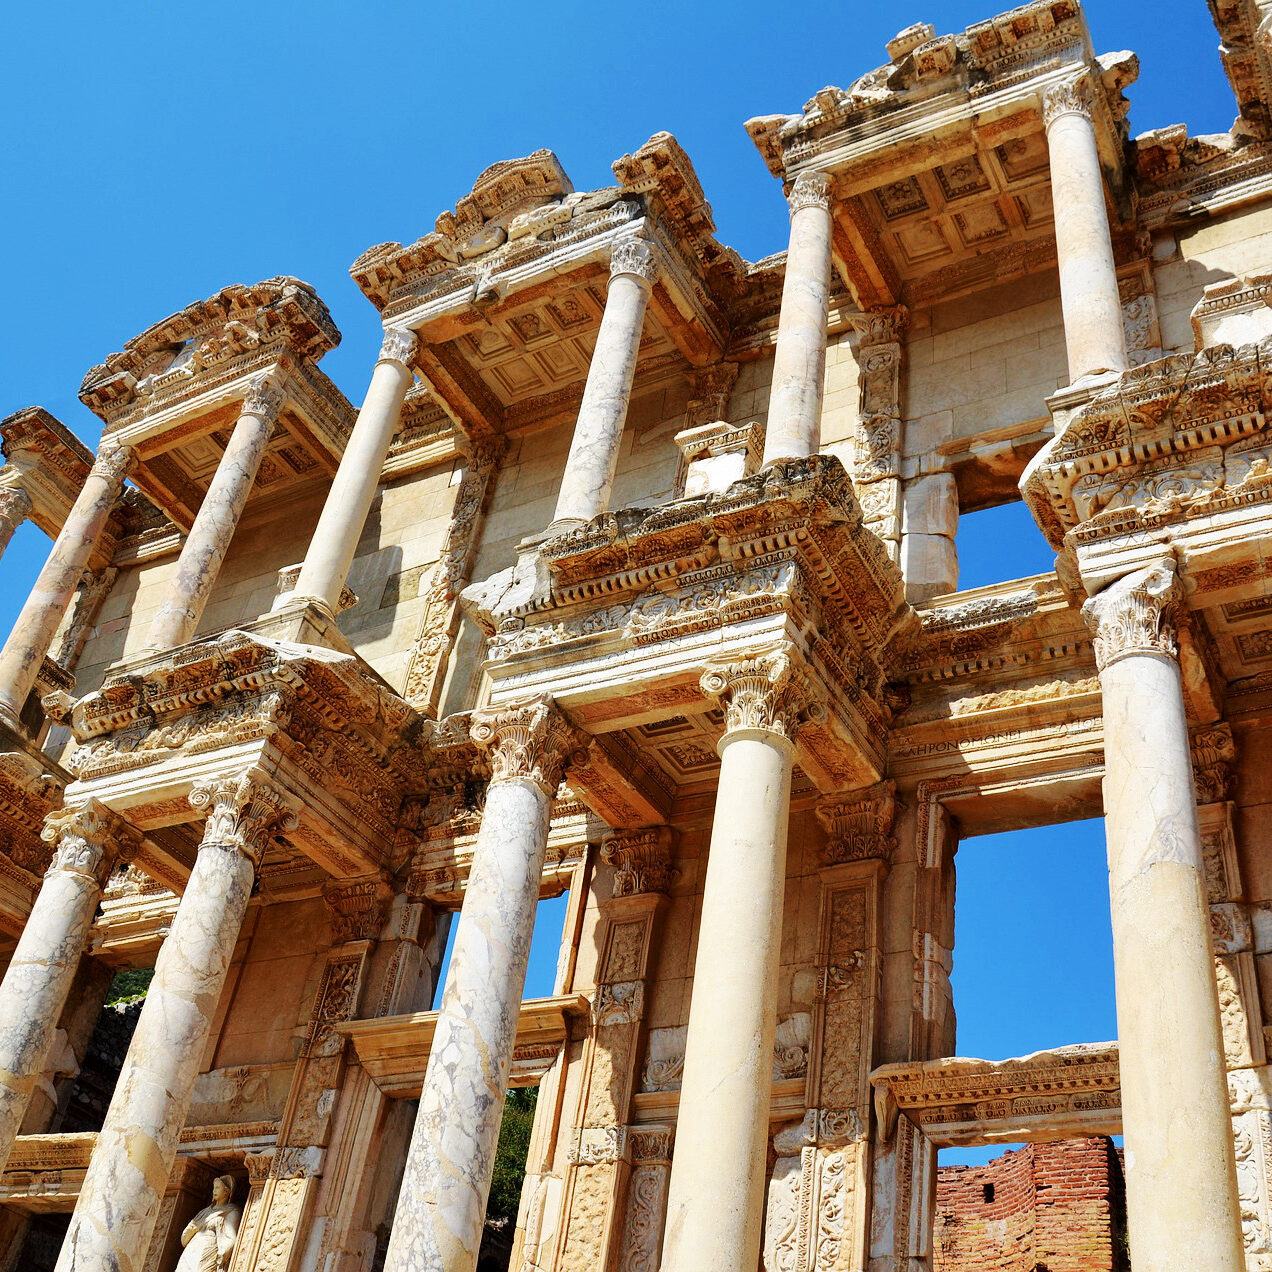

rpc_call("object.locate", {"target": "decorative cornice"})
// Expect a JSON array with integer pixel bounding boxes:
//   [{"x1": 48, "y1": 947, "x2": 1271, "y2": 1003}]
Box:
[
  {"x1": 188, "y1": 770, "x2": 300, "y2": 868},
  {"x1": 600, "y1": 827, "x2": 676, "y2": 897},
  {"x1": 610, "y1": 237, "x2": 658, "y2": 287},
  {"x1": 378, "y1": 326, "x2": 419, "y2": 371},
  {"x1": 469, "y1": 694, "x2": 590, "y2": 796},
  {"x1": 788, "y1": 170, "x2": 832, "y2": 216},
  {"x1": 40, "y1": 798, "x2": 140, "y2": 886},
  {"x1": 1042, "y1": 75, "x2": 1093, "y2": 129},
  {"x1": 1081, "y1": 558, "x2": 1180, "y2": 672},
  {"x1": 700, "y1": 645, "x2": 815, "y2": 741},
  {"x1": 815, "y1": 781, "x2": 896, "y2": 864}
]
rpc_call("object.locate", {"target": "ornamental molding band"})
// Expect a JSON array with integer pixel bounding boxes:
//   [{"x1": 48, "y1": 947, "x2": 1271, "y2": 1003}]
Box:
[
  {"x1": 469, "y1": 694, "x2": 591, "y2": 795},
  {"x1": 610, "y1": 238, "x2": 658, "y2": 286},
  {"x1": 1081, "y1": 557, "x2": 1180, "y2": 671},
  {"x1": 188, "y1": 770, "x2": 300, "y2": 867},
  {"x1": 378, "y1": 325, "x2": 419, "y2": 369},
  {"x1": 40, "y1": 798, "x2": 141, "y2": 886},
  {"x1": 788, "y1": 170, "x2": 832, "y2": 215}
]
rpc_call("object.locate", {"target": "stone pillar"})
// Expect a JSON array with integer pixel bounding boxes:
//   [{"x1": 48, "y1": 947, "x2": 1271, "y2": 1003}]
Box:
[
  {"x1": 56, "y1": 770, "x2": 297, "y2": 1272},
  {"x1": 289, "y1": 327, "x2": 418, "y2": 614},
  {"x1": 147, "y1": 375, "x2": 284, "y2": 651},
  {"x1": 0, "y1": 441, "x2": 131, "y2": 727},
  {"x1": 0, "y1": 801, "x2": 134, "y2": 1173},
  {"x1": 1082, "y1": 558, "x2": 1244, "y2": 1272},
  {"x1": 550, "y1": 239, "x2": 656, "y2": 532},
  {"x1": 0, "y1": 485, "x2": 32, "y2": 561},
  {"x1": 1043, "y1": 77, "x2": 1128, "y2": 381},
  {"x1": 763, "y1": 171, "x2": 833, "y2": 466},
  {"x1": 660, "y1": 648, "x2": 805, "y2": 1272},
  {"x1": 383, "y1": 696, "x2": 584, "y2": 1272}
]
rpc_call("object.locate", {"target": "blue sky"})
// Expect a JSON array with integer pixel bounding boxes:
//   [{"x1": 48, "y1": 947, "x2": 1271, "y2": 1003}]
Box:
[{"x1": 3, "y1": 0, "x2": 1229, "y2": 1164}]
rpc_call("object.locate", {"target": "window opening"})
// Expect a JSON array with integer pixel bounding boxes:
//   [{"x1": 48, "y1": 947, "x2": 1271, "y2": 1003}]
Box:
[{"x1": 952, "y1": 499, "x2": 1055, "y2": 591}]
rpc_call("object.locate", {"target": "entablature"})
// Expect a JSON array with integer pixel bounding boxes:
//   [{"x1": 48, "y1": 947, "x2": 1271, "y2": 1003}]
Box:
[{"x1": 0, "y1": 407, "x2": 93, "y2": 542}]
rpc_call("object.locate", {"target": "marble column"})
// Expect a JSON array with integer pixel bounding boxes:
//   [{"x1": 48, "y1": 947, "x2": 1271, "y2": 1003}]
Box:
[
  {"x1": 549, "y1": 239, "x2": 656, "y2": 532},
  {"x1": 0, "y1": 441, "x2": 132, "y2": 727},
  {"x1": 289, "y1": 327, "x2": 418, "y2": 614},
  {"x1": 762, "y1": 170, "x2": 834, "y2": 466},
  {"x1": 1043, "y1": 76, "x2": 1128, "y2": 381},
  {"x1": 0, "y1": 484, "x2": 32, "y2": 561},
  {"x1": 56, "y1": 770, "x2": 297, "y2": 1272},
  {"x1": 0, "y1": 801, "x2": 134, "y2": 1172},
  {"x1": 146, "y1": 375, "x2": 284, "y2": 651},
  {"x1": 383, "y1": 696, "x2": 584, "y2": 1272},
  {"x1": 1082, "y1": 559, "x2": 1244, "y2": 1272},
  {"x1": 660, "y1": 648, "x2": 804, "y2": 1272}
]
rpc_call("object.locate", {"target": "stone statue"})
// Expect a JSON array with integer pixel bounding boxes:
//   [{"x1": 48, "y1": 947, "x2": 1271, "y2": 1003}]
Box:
[{"x1": 174, "y1": 1174, "x2": 240, "y2": 1272}]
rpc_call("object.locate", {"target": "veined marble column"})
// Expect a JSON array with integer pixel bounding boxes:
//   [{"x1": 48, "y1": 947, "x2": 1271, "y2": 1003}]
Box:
[
  {"x1": 383, "y1": 696, "x2": 584, "y2": 1272},
  {"x1": 1043, "y1": 76, "x2": 1128, "y2": 381},
  {"x1": 661, "y1": 649, "x2": 804, "y2": 1272},
  {"x1": 147, "y1": 375, "x2": 284, "y2": 651},
  {"x1": 0, "y1": 485, "x2": 32, "y2": 561},
  {"x1": 1082, "y1": 559, "x2": 1244, "y2": 1272},
  {"x1": 56, "y1": 771, "x2": 297, "y2": 1272},
  {"x1": 762, "y1": 171, "x2": 833, "y2": 466},
  {"x1": 549, "y1": 239, "x2": 656, "y2": 532},
  {"x1": 0, "y1": 441, "x2": 132, "y2": 727},
  {"x1": 0, "y1": 801, "x2": 135, "y2": 1172},
  {"x1": 288, "y1": 327, "x2": 418, "y2": 614}
]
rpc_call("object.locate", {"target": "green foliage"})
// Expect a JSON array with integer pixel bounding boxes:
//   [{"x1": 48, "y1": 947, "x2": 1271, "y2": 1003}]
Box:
[
  {"x1": 486, "y1": 1087, "x2": 538, "y2": 1224},
  {"x1": 105, "y1": 967, "x2": 155, "y2": 1006}
]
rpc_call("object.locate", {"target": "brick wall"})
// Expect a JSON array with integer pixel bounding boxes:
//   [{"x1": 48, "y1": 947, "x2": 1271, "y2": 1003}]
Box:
[{"x1": 933, "y1": 1138, "x2": 1128, "y2": 1272}]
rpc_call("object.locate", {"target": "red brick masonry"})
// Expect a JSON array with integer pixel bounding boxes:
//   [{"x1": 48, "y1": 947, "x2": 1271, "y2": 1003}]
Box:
[{"x1": 933, "y1": 1137, "x2": 1128, "y2": 1271}]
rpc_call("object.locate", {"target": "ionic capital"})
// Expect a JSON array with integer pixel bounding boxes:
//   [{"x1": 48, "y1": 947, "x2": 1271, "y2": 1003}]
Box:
[
  {"x1": 610, "y1": 238, "x2": 658, "y2": 287},
  {"x1": 601, "y1": 827, "x2": 677, "y2": 897},
  {"x1": 788, "y1": 170, "x2": 832, "y2": 216},
  {"x1": 90, "y1": 439, "x2": 136, "y2": 486},
  {"x1": 188, "y1": 770, "x2": 300, "y2": 868},
  {"x1": 700, "y1": 644, "x2": 815, "y2": 741},
  {"x1": 1082, "y1": 558, "x2": 1180, "y2": 672},
  {"x1": 1042, "y1": 75, "x2": 1093, "y2": 129},
  {"x1": 470, "y1": 694, "x2": 591, "y2": 796},
  {"x1": 378, "y1": 325, "x2": 419, "y2": 370},
  {"x1": 816, "y1": 781, "x2": 896, "y2": 865},
  {"x1": 40, "y1": 798, "x2": 140, "y2": 886},
  {"x1": 0, "y1": 484, "x2": 33, "y2": 530},
  {"x1": 241, "y1": 374, "x2": 286, "y2": 423}
]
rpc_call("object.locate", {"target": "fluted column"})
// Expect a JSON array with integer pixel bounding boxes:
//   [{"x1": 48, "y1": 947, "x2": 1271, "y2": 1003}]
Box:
[
  {"x1": 56, "y1": 770, "x2": 297, "y2": 1272},
  {"x1": 146, "y1": 375, "x2": 284, "y2": 651},
  {"x1": 384, "y1": 695, "x2": 585, "y2": 1272},
  {"x1": 0, "y1": 801, "x2": 136, "y2": 1172},
  {"x1": 288, "y1": 327, "x2": 418, "y2": 613},
  {"x1": 0, "y1": 441, "x2": 132, "y2": 727},
  {"x1": 661, "y1": 647, "x2": 805, "y2": 1272},
  {"x1": 762, "y1": 170, "x2": 833, "y2": 466},
  {"x1": 0, "y1": 485, "x2": 32, "y2": 561},
  {"x1": 1082, "y1": 559, "x2": 1243, "y2": 1272},
  {"x1": 549, "y1": 239, "x2": 656, "y2": 532},
  {"x1": 1043, "y1": 76, "x2": 1128, "y2": 381}
]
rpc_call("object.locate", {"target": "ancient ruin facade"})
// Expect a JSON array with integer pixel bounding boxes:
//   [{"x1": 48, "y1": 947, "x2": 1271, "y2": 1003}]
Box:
[{"x1": 2, "y1": 2, "x2": 1272, "y2": 1269}]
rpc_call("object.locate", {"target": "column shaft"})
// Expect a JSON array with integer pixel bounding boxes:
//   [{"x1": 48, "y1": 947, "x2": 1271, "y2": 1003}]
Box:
[
  {"x1": 550, "y1": 239, "x2": 655, "y2": 531},
  {"x1": 1043, "y1": 79, "x2": 1128, "y2": 381},
  {"x1": 290, "y1": 328, "x2": 416, "y2": 613},
  {"x1": 1085, "y1": 562, "x2": 1243, "y2": 1272},
  {"x1": 56, "y1": 773, "x2": 294, "y2": 1272},
  {"x1": 0, "y1": 485, "x2": 32, "y2": 562},
  {"x1": 147, "y1": 378, "x2": 281, "y2": 650},
  {"x1": 0, "y1": 443, "x2": 130, "y2": 725},
  {"x1": 762, "y1": 171, "x2": 833, "y2": 466}
]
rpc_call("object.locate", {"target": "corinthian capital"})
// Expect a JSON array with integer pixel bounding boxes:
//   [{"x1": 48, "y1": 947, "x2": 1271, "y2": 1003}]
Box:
[
  {"x1": 1042, "y1": 75, "x2": 1092, "y2": 128},
  {"x1": 601, "y1": 827, "x2": 677, "y2": 897},
  {"x1": 700, "y1": 644, "x2": 812, "y2": 740},
  {"x1": 1082, "y1": 558, "x2": 1180, "y2": 672},
  {"x1": 40, "y1": 798, "x2": 140, "y2": 886},
  {"x1": 788, "y1": 170, "x2": 832, "y2": 216},
  {"x1": 378, "y1": 326, "x2": 419, "y2": 370},
  {"x1": 470, "y1": 694, "x2": 590, "y2": 795},
  {"x1": 610, "y1": 238, "x2": 658, "y2": 286},
  {"x1": 90, "y1": 439, "x2": 136, "y2": 486},
  {"x1": 189, "y1": 769, "x2": 300, "y2": 867},
  {"x1": 0, "y1": 484, "x2": 33, "y2": 531},
  {"x1": 816, "y1": 781, "x2": 896, "y2": 865},
  {"x1": 241, "y1": 374, "x2": 286, "y2": 422}
]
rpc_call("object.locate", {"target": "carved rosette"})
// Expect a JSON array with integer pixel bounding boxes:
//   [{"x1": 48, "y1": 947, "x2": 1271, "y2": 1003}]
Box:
[
  {"x1": 788, "y1": 170, "x2": 832, "y2": 216},
  {"x1": 40, "y1": 798, "x2": 138, "y2": 886},
  {"x1": 469, "y1": 694, "x2": 590, "y2": 796},
  {"x1": 1042, "y1": 75, "x2": 1092, "y2": 128},
  {"x1": 601, "y1": 827, "x2": 677, "y2": 897},
  {"x1": 1081, "y1": 558, "x2": 1181, "y2": 671},
  {"x1": 322, "y1": 874, "x2": 390, "y2": 943},
  {"x1": 816, "y1": 781, "x2": 897, "y2": 865},
  {"x1": 241, "y1": 373, "x2": 286, "y2": 422},
  {"x1": 610, "y1": 238, "x2": 658, "y2": 287},
  {"x1": 378, "y1": 325, "x2": 419, "y2": 370},
  {"x1": 188, "y1": 770, "x2": 300, "y2": 868},
  {"x1": 0, "y1": 484, "x2": 33, "y2": 534},
  {"x1": 700, "y1": 646, "x2": 814, "y2": 741}
]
